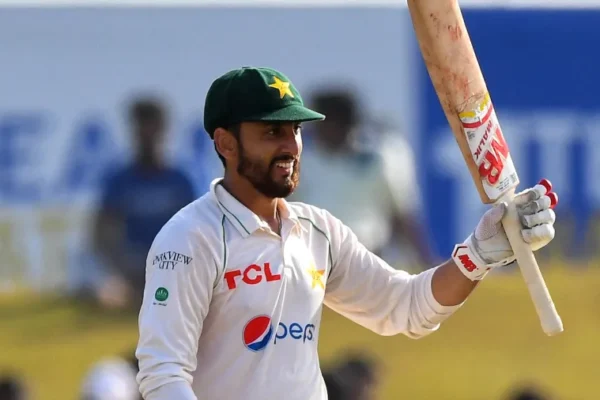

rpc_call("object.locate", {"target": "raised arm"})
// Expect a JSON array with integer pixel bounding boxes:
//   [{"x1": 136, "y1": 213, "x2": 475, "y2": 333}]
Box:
[
  {"x1": 323, "y1": 209, "x2": 461, "y2": 339},
  {"x1": 323, "y1": 180, "x2": 557, "y2": 339}
]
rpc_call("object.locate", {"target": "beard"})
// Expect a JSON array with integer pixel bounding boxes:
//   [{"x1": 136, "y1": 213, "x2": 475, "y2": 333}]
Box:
[{"x1": 237, "y1": 145, "x2": 300, "y2": 198}]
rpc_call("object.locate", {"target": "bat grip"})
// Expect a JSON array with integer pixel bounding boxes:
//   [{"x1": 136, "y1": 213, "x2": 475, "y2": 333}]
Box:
[{"x1": 501, "y1": 198, "x2": 563, "y2": 336}]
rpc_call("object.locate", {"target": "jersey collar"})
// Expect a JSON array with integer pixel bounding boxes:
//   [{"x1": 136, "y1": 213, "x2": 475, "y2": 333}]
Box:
[{"x1": 210, "y1": 178, "x2": 299, "y2": 237}]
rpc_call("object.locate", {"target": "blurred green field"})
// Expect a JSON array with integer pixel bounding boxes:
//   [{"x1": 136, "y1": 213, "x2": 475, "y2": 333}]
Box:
[{"x1": 1, "y1": 263, "x2": 599, "y2": 400}]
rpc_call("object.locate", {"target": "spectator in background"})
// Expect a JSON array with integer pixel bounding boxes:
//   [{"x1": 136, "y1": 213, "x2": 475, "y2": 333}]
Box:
[
  {"x1": 293, "y1": 88, "x2": 432, "y2": 270},
  {"x1": 321, "y1": 352, "x2": 382, "y2": 400},
  {"x1": 91, "y1": 96, "x2": 196, "y2": 310},
  {"x1": 0, "y1": 374, "x2": 28, "y2": 400},
  {"x1": 506, "y1": 384, "x2": 552, "y2": 400},
  {"x1": 80, "y1": 357, "x2": 140, "y2": 400}
]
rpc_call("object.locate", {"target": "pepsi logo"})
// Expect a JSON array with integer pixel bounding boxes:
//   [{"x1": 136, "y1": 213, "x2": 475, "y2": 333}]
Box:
[
  {"x1": 242, "y1": 315, "x2": 316, "y2": 352},
  {"x1": 243, "y1": 315, "x2": 274, "y2": 352}
]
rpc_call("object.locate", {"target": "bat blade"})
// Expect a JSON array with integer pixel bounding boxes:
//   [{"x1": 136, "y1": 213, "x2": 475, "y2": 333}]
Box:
[{"x1": 407, "y1": 0, "x2": 563, "y2": 335}]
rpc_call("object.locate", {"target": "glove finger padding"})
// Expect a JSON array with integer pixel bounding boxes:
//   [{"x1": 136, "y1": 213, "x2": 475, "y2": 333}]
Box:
[
  {"x1": 518, "y1": 194, "x2": 551, "y2": 215},
  {"x1": 513, "y1": 183, "x2": 547, "y2": 206},
  {"x1": 523, "y1": 224, "x2": 556, "y2": 250},
  {"x1": 521, "y1": 208, "x2": 556, "y2": 229},
  {"x1": 453, "y1": 178, "x2": 559, "y2": 281}
]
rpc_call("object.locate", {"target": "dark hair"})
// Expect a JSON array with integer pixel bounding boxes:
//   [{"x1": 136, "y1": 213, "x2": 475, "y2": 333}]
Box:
[
  {"x1": 0, "y1": 374, "x2": 26, "y2": 400},
  {"x1": 215, "y1": 124, "x2": 241, "y2": 167},
  {"x1": 322, "y1": 371, "x2": 346, "y2": 400},
  {"x1": 128, "y1": 97, "x2": 166, "y2": 125},
  {"x1": 310, "y1": 89, "x2": 359, "y2": 127},
  {"x1": 509, "y1": 388, "x2": 549, "y2": 400},
  {"x1": 337, "y1": 354, "x2": 379, "y2": 383},
  {"x1": 321, "y1": 352, "x2": 380, "y2": 400}
]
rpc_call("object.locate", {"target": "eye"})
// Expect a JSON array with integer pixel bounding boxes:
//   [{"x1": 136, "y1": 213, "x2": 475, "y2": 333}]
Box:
[
  {"x1": 294, "y1": 124, "x2": 302, "y2": 135},
  {"x1": 265, "y1": 126, "x2": 278, "y2": 136}
]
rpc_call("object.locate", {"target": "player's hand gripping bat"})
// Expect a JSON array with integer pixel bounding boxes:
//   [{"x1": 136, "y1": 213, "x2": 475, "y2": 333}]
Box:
[{"x1": 407, "y1": 0, "x2": 563, "y2": 336}]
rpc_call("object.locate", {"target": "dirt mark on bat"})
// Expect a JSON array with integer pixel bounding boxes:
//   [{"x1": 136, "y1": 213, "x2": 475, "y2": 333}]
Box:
[
  {"x1": 428, "y1": 12, "x2": 463, "y2": 41},
  {"x1": 429, "y1": 12, "x2": 441, "y2": 38},
  {"x1": 447, "y1": 25, "x2": 463, "y2": 41},
  {"x1": 427, "y1": 62, "x2": 474, "y2": 110},
  {"x1": 424, "y1": 12, "x2": 475, "y2": 109}
]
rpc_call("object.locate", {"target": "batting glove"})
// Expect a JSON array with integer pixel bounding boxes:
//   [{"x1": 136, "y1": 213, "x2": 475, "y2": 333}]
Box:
[{"x1": 452, "y1": 178, "x2": 558, "y2": 281}]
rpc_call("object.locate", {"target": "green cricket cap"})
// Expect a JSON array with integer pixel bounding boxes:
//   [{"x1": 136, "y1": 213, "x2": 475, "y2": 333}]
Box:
[{"x1": 203, "y1": 66, "x2": 325, "y2": 138}]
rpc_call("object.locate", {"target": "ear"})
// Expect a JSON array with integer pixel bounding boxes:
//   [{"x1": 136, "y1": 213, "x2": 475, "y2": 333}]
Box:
[{"x1": 213, "y1": 127, "x2": 238, "y2": 162}]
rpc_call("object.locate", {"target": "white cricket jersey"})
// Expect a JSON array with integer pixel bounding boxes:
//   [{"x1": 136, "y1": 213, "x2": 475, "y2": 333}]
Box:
[{"x1": 136, "y1": 178, "x2": 462, "y2": 400}]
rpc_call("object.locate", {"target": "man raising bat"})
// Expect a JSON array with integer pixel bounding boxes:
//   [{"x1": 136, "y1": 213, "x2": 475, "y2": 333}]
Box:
[{"x1": 135, "y1": 67, "x2": 558, "y2": 400}]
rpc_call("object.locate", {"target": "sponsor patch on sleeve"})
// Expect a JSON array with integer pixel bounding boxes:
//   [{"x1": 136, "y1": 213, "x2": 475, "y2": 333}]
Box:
[{"x1": 152, "y1": 251, "x2": 193, "y2": 271}]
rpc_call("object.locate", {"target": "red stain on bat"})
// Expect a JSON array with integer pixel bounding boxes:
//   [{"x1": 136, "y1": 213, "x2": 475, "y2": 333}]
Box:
[
  {"x1": 448, "y1": 25, "x2": 462, "y2": 41},
  {"x1": 429, "y1": 12, "x2": 441, "y2": 38},
  {"x1": 437, "y1": 65, "x2": 472, "y2": 104},
  {"x1": 426, "y1": 12, "x2": 471, "y2": 103}
]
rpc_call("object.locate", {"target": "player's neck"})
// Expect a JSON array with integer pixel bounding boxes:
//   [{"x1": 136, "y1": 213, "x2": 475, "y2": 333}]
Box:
[{"x1": 221, "y1": 174, "x2": 280, "y2": 228}]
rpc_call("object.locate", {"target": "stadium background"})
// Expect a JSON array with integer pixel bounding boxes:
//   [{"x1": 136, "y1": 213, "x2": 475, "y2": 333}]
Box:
[{"x1": 1, "y1": 1, "x2": 599, "y2": 399}]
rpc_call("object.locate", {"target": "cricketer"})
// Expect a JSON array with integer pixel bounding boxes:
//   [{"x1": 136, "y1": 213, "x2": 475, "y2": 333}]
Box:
[{"x1": 135, "y1": 67, "x2": 558, "y2": 400}]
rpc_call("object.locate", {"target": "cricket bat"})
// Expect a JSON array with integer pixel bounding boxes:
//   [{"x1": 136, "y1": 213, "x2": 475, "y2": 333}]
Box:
[{"x1": 407, "y1": 0, "x2": 563, "y2": 336}]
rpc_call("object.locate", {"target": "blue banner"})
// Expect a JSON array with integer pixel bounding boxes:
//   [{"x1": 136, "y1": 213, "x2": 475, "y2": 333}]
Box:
[{"x1": 419, "y1": 9, "x2": 600, "y2": 260}]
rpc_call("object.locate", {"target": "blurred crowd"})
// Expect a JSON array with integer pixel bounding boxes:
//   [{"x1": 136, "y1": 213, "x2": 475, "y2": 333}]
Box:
[
  {"x1": 3, "y1": 1, "x2": 599, "y2": 398},
  {"x1": 64, "y1": 86, "x2": 433, "y2": 313},
  {"x1": 1, "y1": 86, "x2": 432, "y2": 400},
  {"x1": 0, "y1": 354, "x2": 556, "y2": 400}
]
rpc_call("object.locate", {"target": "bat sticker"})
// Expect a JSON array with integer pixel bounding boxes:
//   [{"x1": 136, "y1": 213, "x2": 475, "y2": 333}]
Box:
[{"x1": 458, "y1": 92, "x2": 519, "y2": 201}]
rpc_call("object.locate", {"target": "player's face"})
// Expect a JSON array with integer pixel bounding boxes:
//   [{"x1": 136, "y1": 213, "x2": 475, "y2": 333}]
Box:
[
  {"x1": 236, "y1": 121, "x2": 302, "y2": 198},
  {"x1": 135, "y1": 118, "x2": 164, "y2": 153}
]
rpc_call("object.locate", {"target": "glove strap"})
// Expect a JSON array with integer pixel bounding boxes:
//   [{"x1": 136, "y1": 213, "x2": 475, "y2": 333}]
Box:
[{"x1": 451, "y1": 240, "x2": 492, "y2": 281}]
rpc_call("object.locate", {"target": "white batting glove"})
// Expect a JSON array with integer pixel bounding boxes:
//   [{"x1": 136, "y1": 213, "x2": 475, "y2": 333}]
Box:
[{"x1": 452, "y1": 178, "x2": 558, "y2": 281}]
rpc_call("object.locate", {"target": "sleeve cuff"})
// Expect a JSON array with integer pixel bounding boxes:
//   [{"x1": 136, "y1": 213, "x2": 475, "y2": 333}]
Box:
[
  {"x1": 143, "y1": 380, "x2": 196, "y2": 400},
  {"x1": 419, "y1": 266, "x2": 464, "y2": 324}
]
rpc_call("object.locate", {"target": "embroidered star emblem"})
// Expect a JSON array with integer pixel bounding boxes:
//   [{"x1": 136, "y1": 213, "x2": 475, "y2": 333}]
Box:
[
  {"x1": 307, "y1": 263, "x2": 325, "y2": 290},
  {"x1": 268, "y1": 76, "x2": 295, "y2": 99}
]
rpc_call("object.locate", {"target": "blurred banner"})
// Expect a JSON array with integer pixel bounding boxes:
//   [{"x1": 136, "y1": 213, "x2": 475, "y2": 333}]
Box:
[
  {"x1": 1, "y1": 5, "x2": 598, "y2": 292},
  {"x1": 419, "y1": 9, "x2": 600, "y2": 261},
  {"x1": 0, "y1": 6, "x2": 416, "y2": 291}
]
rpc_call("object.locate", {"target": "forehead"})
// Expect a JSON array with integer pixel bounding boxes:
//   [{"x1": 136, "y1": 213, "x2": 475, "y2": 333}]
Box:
[{"x1": 240, "y1": 121, "x2": 299, "y2": 131}]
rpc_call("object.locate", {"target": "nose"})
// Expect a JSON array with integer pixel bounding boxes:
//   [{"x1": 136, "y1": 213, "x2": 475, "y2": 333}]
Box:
[{"x1": 280, "y1": 125, "x2": 301, "y2": 156}]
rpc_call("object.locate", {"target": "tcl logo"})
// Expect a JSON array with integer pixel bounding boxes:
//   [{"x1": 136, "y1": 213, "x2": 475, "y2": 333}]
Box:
[{"x1": 224, "y1": 263, "x2": 281, "y2": 290}]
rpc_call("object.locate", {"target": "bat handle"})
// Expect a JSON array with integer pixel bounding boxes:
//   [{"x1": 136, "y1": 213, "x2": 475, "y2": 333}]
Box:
[{"x1": 501, "y1": 198, "x2": 564, "y2": 336}]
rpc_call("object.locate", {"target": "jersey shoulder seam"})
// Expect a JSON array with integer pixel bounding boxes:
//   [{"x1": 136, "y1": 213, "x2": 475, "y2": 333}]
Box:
[{"x1": 296, "y1": 216, "x2": 334, "y2": 278}]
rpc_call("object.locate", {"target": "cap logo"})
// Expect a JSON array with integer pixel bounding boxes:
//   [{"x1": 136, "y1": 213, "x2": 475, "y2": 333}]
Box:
[{"x1": 268, "y1": 76, "x2": 294, "y2": 99}]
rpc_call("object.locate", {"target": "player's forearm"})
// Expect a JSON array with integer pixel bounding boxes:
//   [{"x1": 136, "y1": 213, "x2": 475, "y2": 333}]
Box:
[{"x1": 431, "y1": 259, "x2": 479, "y2": 306}]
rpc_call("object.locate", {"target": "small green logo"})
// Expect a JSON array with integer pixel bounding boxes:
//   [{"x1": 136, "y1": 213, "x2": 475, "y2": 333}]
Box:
[{"x1": 154, "y1": 287, "x2": 169, "y2": 302}]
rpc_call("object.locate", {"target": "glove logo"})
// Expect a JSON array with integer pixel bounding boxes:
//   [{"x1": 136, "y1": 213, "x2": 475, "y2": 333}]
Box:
[
  {"x1": 453, "y1": 245, "x2": 478, "y2": 272},
  {"x1": 243, "y1": 315, "x2": 273, "y2": 352},
  {"x1": 458, "y1": 254, "x2": 477, "y2": 272}
]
